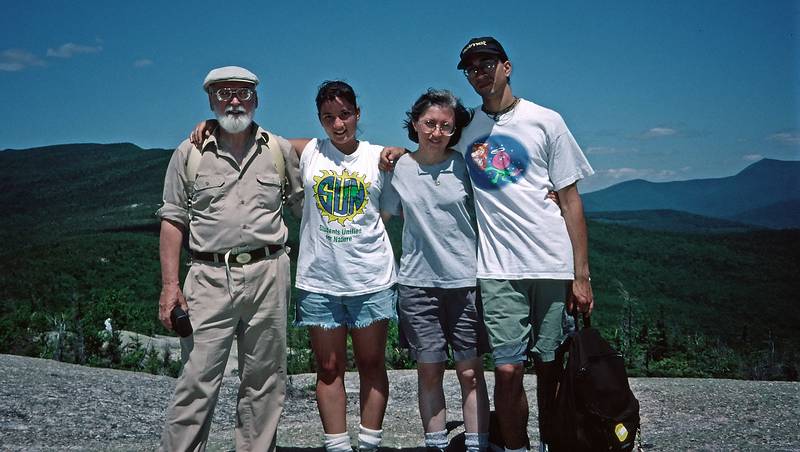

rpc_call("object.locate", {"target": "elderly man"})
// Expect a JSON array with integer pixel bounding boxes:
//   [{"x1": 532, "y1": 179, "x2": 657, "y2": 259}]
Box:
[{"x1": 157, "y1": 66, "x2": 302, "y2": 451}]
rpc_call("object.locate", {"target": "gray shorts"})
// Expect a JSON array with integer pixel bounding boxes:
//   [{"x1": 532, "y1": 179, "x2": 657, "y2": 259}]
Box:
[{"x1": 397, "y1": 285, "x2": 489, "y2": 364}]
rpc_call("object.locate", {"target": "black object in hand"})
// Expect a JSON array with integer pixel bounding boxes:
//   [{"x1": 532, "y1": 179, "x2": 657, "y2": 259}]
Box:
[{"x1": 170, "y1": 306, "x2": 193, "y2": 337}]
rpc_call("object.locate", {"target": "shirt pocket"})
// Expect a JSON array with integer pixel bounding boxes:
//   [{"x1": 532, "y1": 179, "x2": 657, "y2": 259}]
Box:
[
  {"x1": 192, "y1": 176, "x2": 226, "y2": 213},
  {"x1": 256, "y1": 174, "x2": 283, "y2": 212}
]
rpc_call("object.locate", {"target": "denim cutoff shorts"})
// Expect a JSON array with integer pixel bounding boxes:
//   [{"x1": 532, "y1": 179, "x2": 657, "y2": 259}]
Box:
[{"x1": 294, "y1": 287, "x2": 397, "y2": 329}]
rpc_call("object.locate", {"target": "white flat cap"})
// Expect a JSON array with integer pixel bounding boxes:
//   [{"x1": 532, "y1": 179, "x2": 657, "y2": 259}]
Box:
[{"x1": 203, "y1": 66, "x2": 259, "y2": 90}]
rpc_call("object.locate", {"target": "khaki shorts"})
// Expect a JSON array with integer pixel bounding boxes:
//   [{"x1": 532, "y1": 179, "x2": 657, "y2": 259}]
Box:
[{"x1": 479, "y1": 279, "x2": 573, "y2": 364}]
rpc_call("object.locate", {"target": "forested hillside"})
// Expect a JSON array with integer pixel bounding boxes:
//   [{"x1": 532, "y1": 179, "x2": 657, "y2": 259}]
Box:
[{"x1": 1, "y1": 144, "x2": 797, "y2": 380}]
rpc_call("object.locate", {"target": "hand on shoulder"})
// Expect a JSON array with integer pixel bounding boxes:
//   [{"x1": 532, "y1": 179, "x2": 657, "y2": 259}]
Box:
[{"x1": 379, "y1": 146, "x2": 408, "y2": 171}]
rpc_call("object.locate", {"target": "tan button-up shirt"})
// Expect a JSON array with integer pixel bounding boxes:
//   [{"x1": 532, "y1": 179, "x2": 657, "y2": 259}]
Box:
[{"x1": 157, "y1": 124, "x2": 303, "y2": 253}]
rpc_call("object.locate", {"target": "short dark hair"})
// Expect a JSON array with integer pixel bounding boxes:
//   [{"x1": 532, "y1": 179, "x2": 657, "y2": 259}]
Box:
[
  {"x1": 315, "y1": 80, "x2": 358, "y2": 113},
  {"x1": 404, "y1": 89, "x2": 473, "y2": 147}
]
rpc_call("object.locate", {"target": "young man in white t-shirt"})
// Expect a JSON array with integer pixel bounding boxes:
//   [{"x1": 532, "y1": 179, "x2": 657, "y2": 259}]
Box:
[{"x1": 455, "y1": 36, "x2": 595, "y2": 452}]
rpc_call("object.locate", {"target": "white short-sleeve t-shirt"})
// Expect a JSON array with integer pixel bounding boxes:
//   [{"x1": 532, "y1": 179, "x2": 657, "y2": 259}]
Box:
[
  {"x1": 455, "y1": 98, "x2": 594, "y2": 280},
  {"x1": 295, "y1": 138, "x2": 397, "y2": 296}
]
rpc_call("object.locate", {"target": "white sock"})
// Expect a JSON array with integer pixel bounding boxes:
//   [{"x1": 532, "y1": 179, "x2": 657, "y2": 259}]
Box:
[
  {"x1": 324, "y1": 432, "x2": 352, "y2": 452},
  {"x1": 425, "y1": 429, "x2": 448, "y2": 450},
  {"x1": 358, "y1": 424, "x2": 383, "y2": 450},
  {"x1": 465, "y1": 432, "x2": 489, "y2": 452}
]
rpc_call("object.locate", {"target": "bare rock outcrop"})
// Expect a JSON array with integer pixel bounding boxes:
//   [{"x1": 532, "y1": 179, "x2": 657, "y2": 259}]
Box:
[{"x1": 1, "y1": 354, "x2": 798, "y2": 451}]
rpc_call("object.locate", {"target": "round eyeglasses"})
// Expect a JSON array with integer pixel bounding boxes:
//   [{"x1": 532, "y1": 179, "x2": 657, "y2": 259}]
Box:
[
  {"x1": 212, "y1": 87, "x2": 254, "y2": 102},
  {"x1": 417, "y1": 119, "x2": 456, "y2": 136}
]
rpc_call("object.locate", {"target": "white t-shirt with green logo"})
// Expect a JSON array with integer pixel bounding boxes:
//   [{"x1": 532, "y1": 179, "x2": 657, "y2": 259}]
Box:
[{"x1": 295, "y1": 138, "x2": 397, "y2": 296}]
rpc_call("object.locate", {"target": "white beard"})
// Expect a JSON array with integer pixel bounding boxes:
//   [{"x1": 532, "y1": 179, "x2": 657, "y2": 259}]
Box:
[{"x1": 216, "y1": 105, "x2": 253, "y2": 134}]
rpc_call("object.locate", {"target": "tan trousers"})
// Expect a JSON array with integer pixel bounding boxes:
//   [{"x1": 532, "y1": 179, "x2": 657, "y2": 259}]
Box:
[{"x1": 160, "y1": 252, "x2": 289, "y2": 452}]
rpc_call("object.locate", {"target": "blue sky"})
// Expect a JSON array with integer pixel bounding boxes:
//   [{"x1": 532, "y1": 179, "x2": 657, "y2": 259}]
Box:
[{"x1": 1, "y1": 0, "x2": 798, "y2": 192}]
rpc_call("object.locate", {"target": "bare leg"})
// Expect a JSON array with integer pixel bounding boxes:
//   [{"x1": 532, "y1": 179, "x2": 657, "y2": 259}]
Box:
[
  {"x1": 417, "y1": 361, "x2": 447, "y2": 432},
  {"x1": 310, "y1": 326, "x2": 349, "y2": 434},
  {"x1": 455, "y1": 357, "x2": 490, "y2": 434},
  {"x1": 351, "y1": 320, "x2": 390, "y2": 429},
  {"x1": 494, "y1": 363, "x2": 528, "y2": 449}
]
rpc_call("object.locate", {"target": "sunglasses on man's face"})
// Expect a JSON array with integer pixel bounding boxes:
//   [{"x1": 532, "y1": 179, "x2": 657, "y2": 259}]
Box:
[{"x1": 462, "y1": 59, "x2": 499, "y2": 78}]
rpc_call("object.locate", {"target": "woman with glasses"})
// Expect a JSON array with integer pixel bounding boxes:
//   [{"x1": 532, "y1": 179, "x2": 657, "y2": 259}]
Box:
[{"x1": 380, "y1": 89, "x2": 490, "y2": 452}]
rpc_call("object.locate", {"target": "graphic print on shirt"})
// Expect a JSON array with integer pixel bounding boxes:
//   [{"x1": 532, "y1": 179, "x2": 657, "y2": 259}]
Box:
[
  {"x1": 313, "y1": 169, "x2": 371, "y2": 225},
  {"x1": 466, "y1": 135, "x2": 528, "y2": 190}
]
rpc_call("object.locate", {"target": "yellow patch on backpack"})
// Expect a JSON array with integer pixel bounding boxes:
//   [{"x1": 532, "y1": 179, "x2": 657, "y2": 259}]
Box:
[{"x1": 614, "y1": 423, "x2": 629, "y2": 442}]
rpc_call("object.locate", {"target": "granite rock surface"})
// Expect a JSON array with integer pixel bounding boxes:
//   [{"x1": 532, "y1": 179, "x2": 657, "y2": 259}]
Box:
[{"x1": 1, "y1": 354, "x2": 798, "y2": 451}]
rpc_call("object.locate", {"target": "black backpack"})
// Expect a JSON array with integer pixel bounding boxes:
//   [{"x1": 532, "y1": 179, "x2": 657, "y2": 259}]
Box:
[{"x1": 549, "y1": 314, "x2": 641, "y2": 451}]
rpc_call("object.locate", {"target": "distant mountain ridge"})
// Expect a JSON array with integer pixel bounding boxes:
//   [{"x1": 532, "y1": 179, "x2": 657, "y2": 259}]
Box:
[
  {"x1": 583, "y1": 159, "x2": 800, "y2": 228},
  {"x1": 3, "y1": 144, "x2": 797, "y2": 232}
]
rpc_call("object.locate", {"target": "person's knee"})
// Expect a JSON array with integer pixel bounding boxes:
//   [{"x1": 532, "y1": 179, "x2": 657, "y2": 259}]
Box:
[
  {"x1": 456, "y1": 366, "x2": 479, "y2": 389},
  {"x1": 355, "y1": 351, "x2": 386, "y2": 375},
  {"x1": 418, "y1": 365, "x2": 444, "y2": 389},
  {"x1": 494, "y1": 363, "x2": 525, "y2": 387},
  {"x1": 316, "y1": 357, "x2": 345, "y2": 384}
]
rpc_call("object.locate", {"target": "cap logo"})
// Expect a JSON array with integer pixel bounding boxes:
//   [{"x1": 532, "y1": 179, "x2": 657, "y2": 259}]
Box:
[{"x1": 462, "y1": 40, "x2": 488, "y2": 55}]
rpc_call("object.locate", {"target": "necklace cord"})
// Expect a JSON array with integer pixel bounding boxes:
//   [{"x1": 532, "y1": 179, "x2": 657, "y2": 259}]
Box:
[{"x1": 482, "y1": 97, "x2": 520, "y2": 121}]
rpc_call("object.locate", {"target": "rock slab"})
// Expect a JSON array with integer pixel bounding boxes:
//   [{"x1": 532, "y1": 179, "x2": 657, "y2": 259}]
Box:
[{"x1": 1, "y1": 354, "x2": 798, "y2": 451}]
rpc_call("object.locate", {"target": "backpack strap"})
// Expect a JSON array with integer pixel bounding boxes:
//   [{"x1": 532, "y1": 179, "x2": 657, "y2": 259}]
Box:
[
  {"x1": 185, "y1": 144, "x2": 202, "y2": 186},
  {"x1": 183, "y1": 144, "x2": 203, "y2": 230},
  {"x1": 569, "y1": 308, "x2": 592, "y2": 330},
  {"x1": 262, "y1": 130, "x2": 286, "y2": 186}
]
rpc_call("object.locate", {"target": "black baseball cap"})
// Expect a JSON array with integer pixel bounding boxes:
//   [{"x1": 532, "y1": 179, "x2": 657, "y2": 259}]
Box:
[{"x1": 457, "y1": 36, "x2": 509, "y2": 69}]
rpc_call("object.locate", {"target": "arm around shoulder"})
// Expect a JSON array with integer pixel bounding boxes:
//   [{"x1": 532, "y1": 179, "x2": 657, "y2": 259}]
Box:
[
  {"x1": 189, "y1": 119, "x2": 218, "y2": 146},
  {"x1": 275, "y1": 135, "x2": 305, "y2": 218},
  {"x1": 288, "y1": 138, "x2": 313, "y2": 158},
  {"x1": 379, "y1": 146, "x2": 408, "y2": 171}
]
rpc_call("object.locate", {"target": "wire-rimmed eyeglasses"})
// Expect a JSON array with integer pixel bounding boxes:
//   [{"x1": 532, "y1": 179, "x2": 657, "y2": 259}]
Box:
[{"x1": 211, "y1": 87, "x2": 255, "y2": 101}]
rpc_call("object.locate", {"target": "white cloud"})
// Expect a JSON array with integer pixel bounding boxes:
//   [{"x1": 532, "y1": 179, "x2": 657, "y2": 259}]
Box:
[
  {"x1": 641, "y1": 127, "x2": 677, "y2": 139},
  {"x1": 585, "y1": 146, "x2": 637, "y2": 156},
  {"x1": 581, "y1": 166, "x2": 683, "y2": 193},
  {"x1": 46, "y1": 42, "x2": 103, "y2": 58},
  {"x1": 767, "y1": 132, "x2": 800, "y2": 145},
  {"x1": 0, "y1": 49, "x2": 46, "y2": 72},
  {"x1": 742, "y1": 154, "x2": 763, "y2": 161},
  {"x1": 603, "y1": 167, "x2": 678, "y2": 180},
  {"x1": 133, "y1": 58, "x2": 153, "y2": 68},
  {"x1": 603, "y1": 167, "x2": 646, "y2": 179}
]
